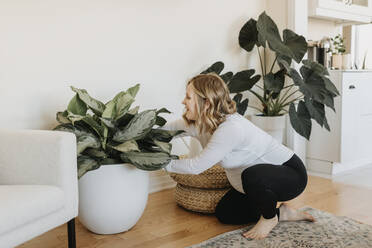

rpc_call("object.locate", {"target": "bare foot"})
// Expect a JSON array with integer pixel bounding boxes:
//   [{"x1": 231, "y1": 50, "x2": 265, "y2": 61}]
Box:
[
  {"x1": 242, "y1": 215, "x2": 278, "y2": 240},
  {"x1": 279, "y1": 203, "x2": 315, "y2": 222}
]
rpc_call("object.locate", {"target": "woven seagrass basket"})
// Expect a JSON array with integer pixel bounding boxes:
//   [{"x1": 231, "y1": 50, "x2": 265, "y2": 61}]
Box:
[
  {"x1": 174, "y1": 184, "x2": 230, "y2": 213},
  {"x1": 168, "y1": 164, "x2": 231, "y2": 189}
]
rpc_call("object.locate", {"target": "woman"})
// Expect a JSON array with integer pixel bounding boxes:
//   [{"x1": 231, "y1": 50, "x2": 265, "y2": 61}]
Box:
[{"x1": 161, "y1": 73, "x2": 314, "y2": 240}]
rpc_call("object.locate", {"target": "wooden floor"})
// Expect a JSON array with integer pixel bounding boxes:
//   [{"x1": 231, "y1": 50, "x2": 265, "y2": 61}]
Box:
[{"x1": 19, "y1": 175, "x2": 372, "y2": 248}]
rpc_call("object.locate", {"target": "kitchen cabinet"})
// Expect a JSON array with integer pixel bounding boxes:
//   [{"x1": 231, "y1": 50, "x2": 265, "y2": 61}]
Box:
[
  {"x1": 308, "y1": 0, "x2": 372, "y2": 24},
  {"x1": 306, "y1": 70, "x2": 372, "y2": 175}
]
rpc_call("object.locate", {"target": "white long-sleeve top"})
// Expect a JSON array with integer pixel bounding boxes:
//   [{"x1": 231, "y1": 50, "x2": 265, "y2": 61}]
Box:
[{"x1": 160, "y1": 112, "x2": 294, "y2": 193}]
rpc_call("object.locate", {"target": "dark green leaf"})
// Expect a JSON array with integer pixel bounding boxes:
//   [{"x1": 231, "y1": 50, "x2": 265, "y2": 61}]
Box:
[
  {"x1": 68, "y1": 94, "x2": 88, "y2": 116},
  {"x1": 71, "y1": 86, "x2": 105, "y2": 115},
  {"x1": 239, "y1": 19, "x2": 259, "y2": 52},
  {"x1": 121, "y1": 152, "x2": 172, "y2": 171},
  {"x1": 289, "y1": 102, "x2": 311, "y2": 140},
  {"x1": 156, "y1": 108, "x2": 172, "y2": 115},
  {"x1": 113, "y1": 110, "x2": 157, "y2": 142},
  {"x1": 304, "y1": 97, "x2": 326, "y2": 127},
  {"x1": 283, "y1": 29, "x2": 307, "y2": 63},
  {"x1": 77, "y1": 156, "x2": 100, "y2": 179},
  {"x1": 220, "y1": 72, "x2": 234, "y2": 83},
  {"x1": 156, "y1": 116, "x2": 167, "y2": 127},
  {"x1": 201, "y1": 61, "x2": 224, "y2": 75},
  {"x1": 228, "y1": 70, "x2": 261, "y2": 93},
  {"x1": 56, "y1": 111, "x2": 71, "y2": 124}
]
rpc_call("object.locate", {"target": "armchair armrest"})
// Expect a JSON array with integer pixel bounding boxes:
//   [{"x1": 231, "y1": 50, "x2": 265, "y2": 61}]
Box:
[{"x1": 0, "y1": 129, "x2": 78, "y2": 213}]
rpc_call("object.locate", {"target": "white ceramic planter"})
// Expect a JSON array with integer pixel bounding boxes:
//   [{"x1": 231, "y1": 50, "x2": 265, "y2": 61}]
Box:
[
  {"x1": 247, "y1": 114, "x2": 286, "y2": 144},
  {"x1": 78, "y1": 163, "x2": 149, "y2": 234}
]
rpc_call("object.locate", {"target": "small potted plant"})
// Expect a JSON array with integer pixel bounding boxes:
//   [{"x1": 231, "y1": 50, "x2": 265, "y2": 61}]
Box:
[
  {"x1": 53, "y1": 84, "x2": 183, "y2": 234},
  {"x1": 331, "y1": 34, "x2": 346, "y2": 69},
  {"x1": 202, "y1": 11, "x2": 340, "y2": 141}
]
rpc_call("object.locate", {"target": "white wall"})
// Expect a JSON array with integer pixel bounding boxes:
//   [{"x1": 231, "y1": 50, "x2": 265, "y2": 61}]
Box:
[
  {"x1": 308, "y1": 18, "x2": 342, "y2": 41},
  {"x1": 0, "y1": 0, "x2": 266, "y2": 139},
  {"x1": 0, "y1": 0, "x2": 267, "y2": 192},
  {"x1": 356, "y1": 24, "x2": 372, "y2": 69}
]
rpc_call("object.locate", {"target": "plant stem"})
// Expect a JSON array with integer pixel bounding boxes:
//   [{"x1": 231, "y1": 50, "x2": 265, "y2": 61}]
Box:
[
  {"x1": 254, "y1": 84, "x2": 264, "y2": 91},
  {"x1": 269, "y1": 56, "x2": 278, "y2": 73},
  {"x1": 278, "y1": 88, "x2": 300, "y2": 108},
  {"x1": 283, "y1": 83, "x2": 295, "y2": 89},
  {"x1": 257, "y1": 47, "x2": 264, "y2": 76}
]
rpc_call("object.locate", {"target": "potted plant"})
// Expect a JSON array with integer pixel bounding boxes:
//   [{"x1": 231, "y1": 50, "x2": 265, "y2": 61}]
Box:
[
  {"x1": 53, "y1": 84, "x2": 183, "y2": 234},
  {"x1": 331, "y1": 34, "x2": 346, "y2": 69},
  {"x1": 201, "y1": 11, "x2": 340, "y2": 141}
]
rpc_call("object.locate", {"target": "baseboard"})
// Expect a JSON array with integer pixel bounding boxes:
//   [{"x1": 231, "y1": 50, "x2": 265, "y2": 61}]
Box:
[
  {"x1": 306, "y1": 157, "x2": 372, "y2": 178},
  {"x1": 149, "y1": 170, "x2": 176, "y2": 193}
]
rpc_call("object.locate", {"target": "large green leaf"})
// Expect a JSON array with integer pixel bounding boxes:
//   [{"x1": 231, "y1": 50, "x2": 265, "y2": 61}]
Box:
[
  {"x1": 233, "y1": 93, "x2": 248, "y2": 116},
  {"x1": 257, "y1": 12, "x2": 292, "y2": 57},
  {"x1": 228, "y1": 69, "x2": 261, "y2": 93},
  {"x1": 71, "y1": 86, "x2": 105, "y2": 115},
  {"x1": 81, "y1": 115, "x2": 105, "y2": 138},
  {"x1": 113, "y1": 110, "x2": 157, "y2": 142},
  {"x1": 66, "y1": 111, "x2": 85, "y2": 125},
  {"x1": 156, "y1": 108, "x2": 172, "y2": 115},
  {"x1": 283, "y1": 29, "x2": 307, "y2": 63},
  {"x1": 77, "y1": 135, "x2": 100, "y2": 154},
  {"x1": 116, "y1": 106, "x2": 140, "y2": 128},
  {"x1": 156, "y1": 116, "x2": 167, "y2": 127},
  {"x1": 304, "y1": 97, "x2": 326, "y2": 127},
  {"x1": 302, "y1": 59, "x2": 329, "y2": 76},
  {"x1": 322, "y1": 76, "x2": 340, "y2": 97},
  {"x1": 201, "y1": 61, "x2": 225, "y2": 75},
  {"x1": 299, "y1": 67, "x2": 329, "y2": 106},
  {"x1": 102, "y1": 100, "x2": 116, "y2": 119},
  {"x1": 67, "y1": 94, "x2": 87, "y2": 116},
  {"x1": 289, "y1": 102, "x2": 311, "y2": 140},
  {"x1": 77, "y1": 156, "x2": 100, "y2": 179},
  {"x1": 114, "y1": 91, "x2": 135, "y2": 120},
  {"x1": 149, "y1": 129, "x2": 185, "y2": 143},
  {"x1": 264, "y1": 69, "x2": 285, "y2": 93},
  {"x1": 112, "y1": 140, "x2": 140, "y2": 153},
  {"x1": 220, "y1": 72, "x2": 234, "y2": 83},
  {"x1": 153, "y1": 140, "x2": 172, "y2": 154},
  {"x1": 277, "y1": 55, "x2": 292, "y2": 71},
  {"x1": 83, "y1": 148, "x2": 107, "y2": 158},
  {"x1": 239, "y1": 19, "x2": 259, "y2": 52},
  {"x1": 127, "y1": 84, "x2": 140, "y2": 98},
  {"x1": 121, "y1": 152, "x2": 172, "y2": 171},
  {"x1": 56, "y1": 111, "x2": 71, "y2": 124}
]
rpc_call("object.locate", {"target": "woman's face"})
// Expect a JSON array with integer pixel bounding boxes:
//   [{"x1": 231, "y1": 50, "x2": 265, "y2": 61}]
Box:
[{"x1": 182, "y1": 84, "x2": 198, "y2": 121}]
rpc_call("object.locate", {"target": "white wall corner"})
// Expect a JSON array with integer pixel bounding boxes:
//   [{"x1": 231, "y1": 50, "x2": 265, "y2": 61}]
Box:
[{"x1": 285, "y1": 0, "x2": 309, "y2": 165}]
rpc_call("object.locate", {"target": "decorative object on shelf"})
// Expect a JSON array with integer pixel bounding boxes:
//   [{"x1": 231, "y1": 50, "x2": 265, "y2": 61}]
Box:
[
  {"x1": 53, "y1": 85, "x2": 183, "y2": 234},
  {"x1": 331, "y1": 34, "x2": 346, "y2": 69},
  {"x1": 200, "y1": 11, "x2": 340, "y2": 140},
  {"x1": 318, "y1": 37, "x2": 332, "y2": 68}
]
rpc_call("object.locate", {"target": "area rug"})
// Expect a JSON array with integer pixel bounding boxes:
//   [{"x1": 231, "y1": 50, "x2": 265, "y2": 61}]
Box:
[{"x1": 187, "y1": 207, "x2": 372, "y2": 248}]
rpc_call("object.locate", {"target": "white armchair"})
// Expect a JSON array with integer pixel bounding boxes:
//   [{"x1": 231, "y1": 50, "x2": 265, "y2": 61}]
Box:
[{"x1": 0, "y1": 129, "x2": 78, "y2": 248}]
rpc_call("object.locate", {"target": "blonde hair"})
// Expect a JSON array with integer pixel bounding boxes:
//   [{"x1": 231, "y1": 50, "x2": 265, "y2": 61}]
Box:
[{"x1": 182, "y1": 73, "x2": 237, "y2": 135}]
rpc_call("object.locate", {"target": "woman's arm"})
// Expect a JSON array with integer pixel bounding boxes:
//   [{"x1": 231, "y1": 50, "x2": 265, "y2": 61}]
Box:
[
  {"x1": 157, "y1": 118, "x2": 198, "y2": 139},
  {"x1": 164, "y1": 122, "x2": 243, "y2": 174}
]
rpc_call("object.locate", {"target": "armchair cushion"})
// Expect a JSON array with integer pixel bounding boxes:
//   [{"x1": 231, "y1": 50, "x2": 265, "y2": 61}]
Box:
[{"x1": 0, "y1": 185, "x2": 64, "y2": 236}]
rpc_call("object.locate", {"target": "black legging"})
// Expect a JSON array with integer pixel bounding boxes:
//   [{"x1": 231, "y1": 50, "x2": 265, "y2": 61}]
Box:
[{"x1": 215, "y1": 154, "x2": 307, "y2": 224}]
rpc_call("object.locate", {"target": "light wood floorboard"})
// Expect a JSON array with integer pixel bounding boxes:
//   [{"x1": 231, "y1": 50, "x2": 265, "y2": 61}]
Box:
[{"x1": 19, "y1": 175, "x2": 372, "y2": 248}]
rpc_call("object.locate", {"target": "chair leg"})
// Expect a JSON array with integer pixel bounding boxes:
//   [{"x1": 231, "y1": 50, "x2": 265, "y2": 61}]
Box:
[{"x1": 67, "y1": 218, "x2": 76, "y2": 248}]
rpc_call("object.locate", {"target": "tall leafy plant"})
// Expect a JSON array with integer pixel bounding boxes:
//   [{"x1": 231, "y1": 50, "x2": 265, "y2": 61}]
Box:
[
  {"x1": 54, "y1": 84, "x2": 183, "y2": 178},
  {"x1": 222, "y1": 11, "x2": 340, "y2": 140}
]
